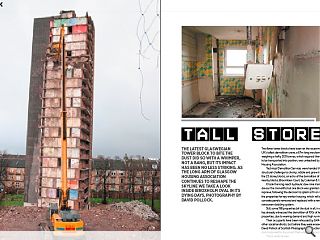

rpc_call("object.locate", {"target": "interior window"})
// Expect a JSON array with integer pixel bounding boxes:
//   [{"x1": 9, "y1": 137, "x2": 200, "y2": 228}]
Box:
[{"x1": 224, "y1": 49, "x2": 247, "y2": 76}]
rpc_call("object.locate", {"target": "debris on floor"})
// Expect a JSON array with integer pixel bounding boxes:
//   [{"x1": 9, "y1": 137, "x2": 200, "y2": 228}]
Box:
[
  {"x1": 82, "y1": 202, "x2": 160, "y2": 231},
  {"x1": 0, "y1": 202, "x2": 160, "y2": 231},
  {"x1": 0, "y1": 206, "x2": 48, "y2": 231},
  {"x1": 111, "y1": 200, "x2": 160, "y2": 221},
  {"x1": 183, "y1": 103, "x2": 212, "y2": 116},
  {"x1": 183, "y1": 96, "x2": 265, "y2": 118}
]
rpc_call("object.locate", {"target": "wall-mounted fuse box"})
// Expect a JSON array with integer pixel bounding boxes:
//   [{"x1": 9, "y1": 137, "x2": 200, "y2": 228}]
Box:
[{"x1": 244, "y1": 64, "x2": 273, "y2": 89}]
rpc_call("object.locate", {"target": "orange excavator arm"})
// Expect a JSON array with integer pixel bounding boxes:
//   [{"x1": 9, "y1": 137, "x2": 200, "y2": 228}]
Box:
[
  {"x1": 58, "y1": 25, "x2": 69, "y2": 211},
  {"x1": 48, "y1": 24, "x2": 84, "y2": 232}
]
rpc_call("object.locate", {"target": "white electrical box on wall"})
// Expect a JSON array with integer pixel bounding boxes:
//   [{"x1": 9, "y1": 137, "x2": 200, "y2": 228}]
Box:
[{"x1": 245, "y1": 64, "x2": 273, "y2": 89}]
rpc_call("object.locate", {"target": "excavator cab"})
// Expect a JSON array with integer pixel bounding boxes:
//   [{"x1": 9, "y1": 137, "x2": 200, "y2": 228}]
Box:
[{"x1": 49, "y1": 203, "x2": 84, "y2": 231}]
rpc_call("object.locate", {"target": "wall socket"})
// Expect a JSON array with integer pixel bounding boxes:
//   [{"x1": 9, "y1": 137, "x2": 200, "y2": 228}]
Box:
[{"x1": 245, "y1": 64, "x2": 273, "y2": 89}]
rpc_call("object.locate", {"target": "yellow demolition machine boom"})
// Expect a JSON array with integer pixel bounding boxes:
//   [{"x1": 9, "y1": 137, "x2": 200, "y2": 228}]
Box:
[{"x1": 48, "y1": 25, "x2": 84, "y2": 231}]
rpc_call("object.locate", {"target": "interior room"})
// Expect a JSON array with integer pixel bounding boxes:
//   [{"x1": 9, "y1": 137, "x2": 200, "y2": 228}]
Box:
[{"x1": 182, "y1": 26, "x2": 320, "y2": 119}]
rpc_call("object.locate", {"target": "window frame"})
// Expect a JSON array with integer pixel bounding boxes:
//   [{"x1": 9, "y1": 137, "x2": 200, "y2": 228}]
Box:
[{"x1": 224, "y1": 47, "x2": 247, "y2": 77}]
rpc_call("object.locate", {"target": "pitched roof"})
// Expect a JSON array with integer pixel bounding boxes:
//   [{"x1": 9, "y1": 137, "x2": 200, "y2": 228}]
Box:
[
  {"x1": 0, "y1": 155, "x2": 25, "y2": 168},
  {"x1": 91, "y1": 158, "x2": 160, "y2": 171},
  {"x1": 0, "y1": 154, "x2": 160, "y2": 171}
]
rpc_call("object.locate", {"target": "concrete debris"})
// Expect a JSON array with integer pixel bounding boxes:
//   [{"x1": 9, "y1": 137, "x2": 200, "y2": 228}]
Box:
[
  {"x1": 148, "y1": 225, "x2": 156, "y2": 230},
  {"x1": 0, "y1": 204, "x2": 160, "y2": 231},
  {"x1": 255, "y1": 111, "x2": 267, "y2": 118},
  {"x1": 111, "y1": 201, "x2": 160, "y2": 221},
  {"x1": 0, "y1": 206, "x2": 48, "y2": 231},
  {"x1": 183, "y1": 96, "x2": 264, "y2": 118}
]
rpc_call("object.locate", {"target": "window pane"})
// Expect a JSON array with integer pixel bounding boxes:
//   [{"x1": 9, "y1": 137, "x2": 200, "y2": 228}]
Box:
[
  {"x1": 226, "y1": 49, "x2": 247, "y2": 67},
  {"x1": 225, "y1": 67, "x2": 244, "y2": 75}
]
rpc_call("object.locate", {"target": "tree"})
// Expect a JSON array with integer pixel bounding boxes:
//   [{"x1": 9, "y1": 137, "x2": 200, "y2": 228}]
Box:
[
  {"x1": 102, "y1": 158, "x2": 111, "y2": 204},
  {"x1": 0, "y1": 151, "x2": 8, "y2": 198},
  {"x1": 124, "y1": 157, "x2": 137, "y2": 200},
  {"x1": 140, "y1": 157, "x2": 148, "y2": 203},
  {"x1": 96, "y1": 155, "x2": 110, "y2": 204},
  {"x1": 151, "y1": 160, "x2": 160, "y2": 212}
]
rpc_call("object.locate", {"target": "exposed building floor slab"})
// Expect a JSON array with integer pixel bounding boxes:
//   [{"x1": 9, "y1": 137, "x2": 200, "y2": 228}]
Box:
[{"x1": 183, "y1": 96, "x2": 264, "y2": 118}]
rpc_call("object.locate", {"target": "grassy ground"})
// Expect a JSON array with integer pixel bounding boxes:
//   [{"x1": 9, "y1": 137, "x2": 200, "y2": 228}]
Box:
[
  {"x1": 0, "y1": 194, "x2": 24, "y2": 206},
  {"x1": 90, "y1": 197, "x2": 161, "y2": 213},
  {"x1": 0, "y1": 194, "x2": 161, "y2": 213}
]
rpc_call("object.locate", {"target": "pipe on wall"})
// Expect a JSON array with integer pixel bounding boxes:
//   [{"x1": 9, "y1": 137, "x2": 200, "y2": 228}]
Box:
[
  {"x1": 216, "y1": 38, "x2": 220, "y2": 95},
  {"x1": 247, "y1": 26, "x2": 252, "y2": 45},
  {"x1": 257, "y1": 26, "x2": 264, "y2": 63},
  {"x1": 246, "y1": 26, "x2": 254, "y2": 64}
]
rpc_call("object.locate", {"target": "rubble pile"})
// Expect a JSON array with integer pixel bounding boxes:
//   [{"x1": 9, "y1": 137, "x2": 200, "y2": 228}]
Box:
[
  {"x1": 0, "y1": 203, "x2": 161, "y2": 231},
  {"x1": 111, "y1": 201, "x2": 160, "y2": 221},
  {"x1": 0, "y1": 206, "x2": 48, "y2": 231},
  {"x1": 183, "y1": 96, "x2": 264, "y2": 118}
]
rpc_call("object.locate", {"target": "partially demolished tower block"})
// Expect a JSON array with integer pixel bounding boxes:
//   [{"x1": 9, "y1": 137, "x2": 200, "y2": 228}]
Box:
[{"x1": 25, "y1": 10, "x2": 95, "y2": 210}]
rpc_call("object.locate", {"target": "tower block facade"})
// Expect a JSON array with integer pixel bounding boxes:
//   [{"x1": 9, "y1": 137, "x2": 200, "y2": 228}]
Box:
[{"x1": 38, "y1": 11, "x2": 95, "y2": 210}]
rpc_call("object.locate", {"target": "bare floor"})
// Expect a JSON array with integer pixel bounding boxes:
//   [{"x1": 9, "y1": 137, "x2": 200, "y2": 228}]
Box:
[
  {"x1": 183, "y1": 96, "x2": 264, "y2": 118},
  {"x1": 0, "y1": 203, "x2": 160, "y2": 231}
]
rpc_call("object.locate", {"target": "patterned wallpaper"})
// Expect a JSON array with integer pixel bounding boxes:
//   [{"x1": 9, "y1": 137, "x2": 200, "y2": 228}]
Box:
[
  {"x1": 182, "y1": 34, "x2": 213, "y2": 81},
  {"x1": 197, "y1": 35, "x2": 213, "y2": 78},
  {"x1": 182, "y1": 61, "x2": 197, "y2": 81},
  {"x1": 218, "y1": 40, "x2": 247, "y2": 95}
]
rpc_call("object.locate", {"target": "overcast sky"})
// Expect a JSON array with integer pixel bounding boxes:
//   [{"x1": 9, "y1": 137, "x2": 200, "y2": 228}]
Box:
[{"x1": 0, "y1": 0, "x2": 160, "y2": 158}]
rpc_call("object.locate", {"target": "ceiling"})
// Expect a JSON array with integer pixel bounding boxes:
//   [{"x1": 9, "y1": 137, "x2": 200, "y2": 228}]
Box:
[{"x1": 185, "y1": 26, "x2": 259, "y2": 40}]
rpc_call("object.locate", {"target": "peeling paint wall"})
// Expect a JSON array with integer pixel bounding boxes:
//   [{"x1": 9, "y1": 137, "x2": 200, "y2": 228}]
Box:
[
  {"x1": 280, "y1": 27, "x2": 320, "y2": 119},
  {"x1": 182, "y1": 28, "x2": 214, "y2": 113},
  {"x1": 258, "y1": 26, "x2": 279, "y2": 116},
  {"x1": 218, "y1": 40, "x2": 247, "y2": 95},
  {"x1": 262, "y1": 27, "x2": 320, "y2": 119}
]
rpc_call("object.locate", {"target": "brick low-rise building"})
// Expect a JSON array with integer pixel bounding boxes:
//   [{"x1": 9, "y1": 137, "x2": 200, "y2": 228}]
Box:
[
  {"x1": 0, "y1": 154, "x2": 160, "y2": 200},
  {"x1": 0, "y1": 155, "x2": 25, "y2": 194},
  {"x1": 91, "y1": 157, "x2": 160, "y2": 200}
]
